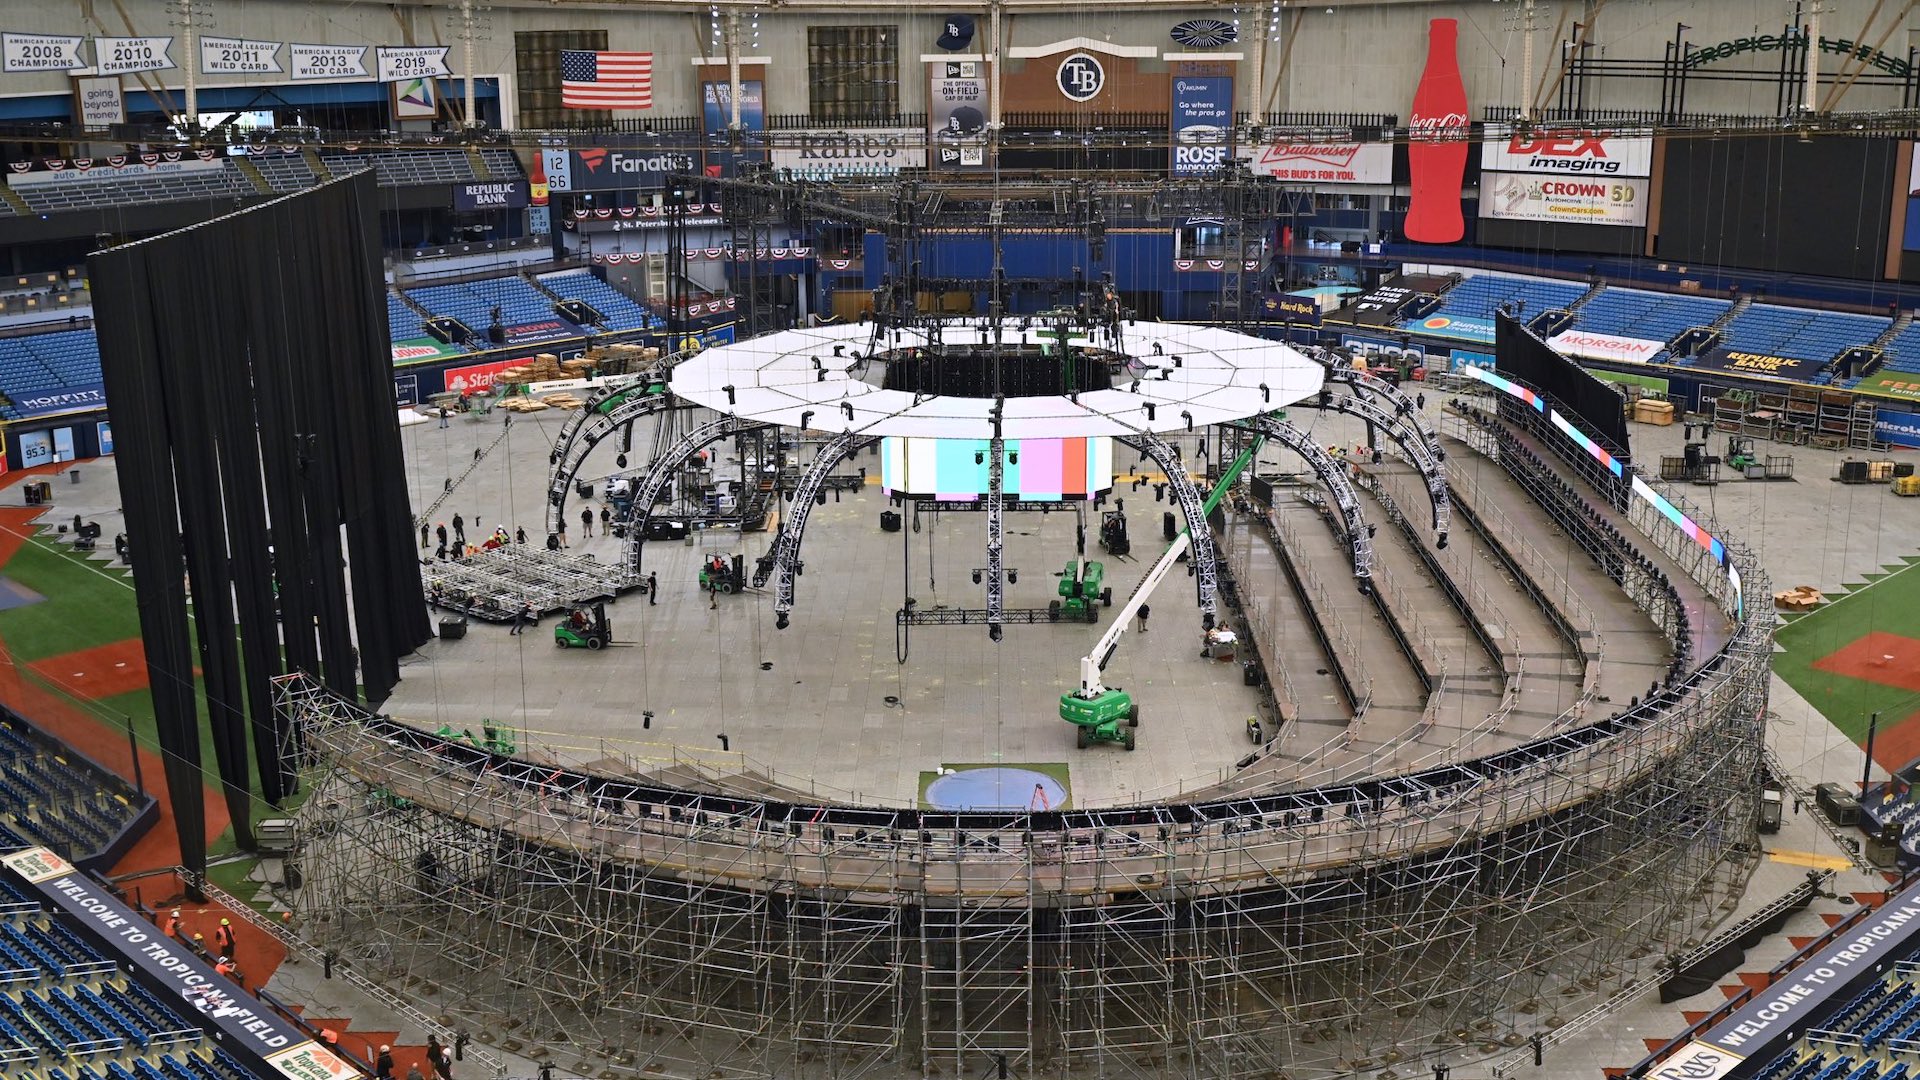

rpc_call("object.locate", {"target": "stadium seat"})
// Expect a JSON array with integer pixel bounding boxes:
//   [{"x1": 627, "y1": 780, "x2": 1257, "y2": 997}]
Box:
[{"x1": 538, "y1": 270, "x2": 665, "y2": 332}]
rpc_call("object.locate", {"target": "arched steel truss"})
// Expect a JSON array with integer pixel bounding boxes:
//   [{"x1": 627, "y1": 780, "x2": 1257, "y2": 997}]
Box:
[
  {"x1": 751, "y1": 431, "x2": 877, "y2": 627},
  {"x1": 1238, "y1": 415, "x2": 1374, "y2": 589},
  {"x1": 1116, "y1": 432, "x2": 1220, "y2": 623},
  {"x1": 543, "y1": 380, "x2": 678, "y2": 537},
  {"x1": 1312, "y1": 390, "x2": 1451, "y2": 540},
  {"x1": 620, "y1": 416, "x2": 769, "y2": 577},
  {"x1": 1325, "y1": 364, "x2": 1443, "y2": 456}
]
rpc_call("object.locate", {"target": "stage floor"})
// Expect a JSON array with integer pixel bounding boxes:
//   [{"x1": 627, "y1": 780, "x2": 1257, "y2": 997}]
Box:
[{"x1": 388, "y1": 409, "x2": 1270, "y2": 808}]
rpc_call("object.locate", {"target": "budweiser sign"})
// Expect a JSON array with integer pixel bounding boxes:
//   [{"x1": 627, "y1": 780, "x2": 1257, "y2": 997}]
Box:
[{"x1": 1239, "y1": 141, "x2": 1392, "y2": 184}]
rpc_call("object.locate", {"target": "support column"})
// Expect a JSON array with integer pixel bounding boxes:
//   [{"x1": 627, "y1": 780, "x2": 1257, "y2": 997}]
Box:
[
  {"x1": 179, "y1": 0, "x2": 199, "y2": 129},
  {"x1": 728, "y1": 11, "x2": 744, "y2": 131},
  {"x1": 989, "y1": 2, "x2": 1004, "y2": 133},
  {"x1": 461, "y1": 0, "x2": 477, "y2": 128}
]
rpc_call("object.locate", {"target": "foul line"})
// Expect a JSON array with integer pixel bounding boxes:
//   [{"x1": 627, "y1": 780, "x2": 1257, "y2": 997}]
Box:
[{"x1": 1789, "y1": 555, "x2": 1920, "y2": 619}]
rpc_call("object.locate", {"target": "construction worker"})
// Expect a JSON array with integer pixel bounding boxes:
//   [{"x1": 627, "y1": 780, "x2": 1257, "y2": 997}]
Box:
[
  {"x1": 214, "y1": 918, "x2": 235, "y2": 955},
  {"x1": 214, "y1": 955, "x2": 236, "y2": 978},
  {"x1": 376, "y1": 1045, "x2": 395, "y2": 1080},
  {"x1": 163, "y1": 909, "x2": 181, "y2": 939}
]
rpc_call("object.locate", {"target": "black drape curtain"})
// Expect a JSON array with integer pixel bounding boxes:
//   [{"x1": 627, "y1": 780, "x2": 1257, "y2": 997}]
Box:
[{"x1": 89, "y1": 173, "x2": 429, "y2": 873}]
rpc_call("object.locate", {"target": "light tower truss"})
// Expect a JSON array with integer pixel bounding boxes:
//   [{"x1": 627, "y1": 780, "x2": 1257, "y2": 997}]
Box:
[
  {"x1": 1116, "y1": 432, "x2": 1221, "y2": 625},
  {"x1": 1310, "y1": 390, "x2": 1451, "y2": 540},
  {"x1": 622, "y1": 415, "x2": 769, "y2": 577},
  {"x1": 752, "y1": 431, "x2": 877, "y2": 627},
  {"x1": 1236, "y1": 414, "x2": 1376, "y2": 589},
  {"x1": 544, "y1": 379, "x2": 678, "y2": 537}
]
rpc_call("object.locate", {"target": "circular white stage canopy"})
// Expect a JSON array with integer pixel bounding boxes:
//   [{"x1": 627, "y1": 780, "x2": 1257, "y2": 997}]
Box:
[{"x1": 668, "y1": 319, "x2": 1325, "y2": 439}]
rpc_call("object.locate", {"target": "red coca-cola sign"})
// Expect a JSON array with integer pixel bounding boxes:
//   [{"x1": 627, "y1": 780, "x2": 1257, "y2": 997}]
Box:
[{"x1": 1405, "y1": 18, "x2": 1469, "y2": 243}]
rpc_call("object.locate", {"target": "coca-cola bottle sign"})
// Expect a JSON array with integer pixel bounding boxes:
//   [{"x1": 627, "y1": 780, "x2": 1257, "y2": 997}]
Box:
[{"x1": 1405, "y1": 18, "x2": 1469, "y2": 243}]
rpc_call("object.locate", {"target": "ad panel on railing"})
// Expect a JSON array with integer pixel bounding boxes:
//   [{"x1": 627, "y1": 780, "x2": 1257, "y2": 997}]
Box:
[
  {"x1": 1479, "y1": 172, "x2": 1648, "y2": 227},
  {"x1": 0, "y1": 847, "x2": 366, "y2": 1080}
]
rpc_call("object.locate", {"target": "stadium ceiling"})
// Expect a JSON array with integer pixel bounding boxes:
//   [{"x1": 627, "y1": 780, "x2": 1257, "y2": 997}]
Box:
[{"x1": 392, "y1": 0, "x2": 1427, "y2": 12}]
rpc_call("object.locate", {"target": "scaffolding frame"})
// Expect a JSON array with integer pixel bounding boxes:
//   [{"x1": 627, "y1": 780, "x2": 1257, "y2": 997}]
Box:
[{"x1": 282, "y1": 424, "x2": 1771, "y2": 1080}]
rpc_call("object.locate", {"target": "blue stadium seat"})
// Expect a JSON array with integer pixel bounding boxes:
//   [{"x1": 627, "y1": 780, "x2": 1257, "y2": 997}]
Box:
[
  {"x1": 538, "y1": 270, "x2": 664, "y2": 332},
  {"x1": 1571, "y1": 287, "x2": 1730, "y2": 350}
]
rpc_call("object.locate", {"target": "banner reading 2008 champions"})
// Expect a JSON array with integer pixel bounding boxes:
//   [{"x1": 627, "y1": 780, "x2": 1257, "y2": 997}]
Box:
[{"x1": 929, "y1": 61, "x2": 990, "y2": 172}]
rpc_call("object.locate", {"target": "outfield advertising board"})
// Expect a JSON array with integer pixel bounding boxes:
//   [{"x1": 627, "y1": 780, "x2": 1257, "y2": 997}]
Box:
[
  {"x1": 1479, "y1": 125, "x2": 1654, "y2": 177},
  {"x1": 1449, "y1": 349, "x2": 1495, "y2": 371},
  {"x1": 1548, "y1": 329, "x2": 1667, "y2": 365},
  {"x1": 1238, "y1": 141, "x2": 1392, "y2": 184},
  {"x1": 1690, "y1": 348, "x2": 1823, "y2": 382},
  {"x1": 1340, "y1": 334, "x2": 1425, "y2": 368},
  {"x1": 391, "y1": 336, "x2": 461, "y2": 364},
  {"x1": 1260, "y1": 294, "x2": 1320, "y2": 324},
  {"x1": 1408, "y1": 314, "x2": 1495, "y2": 343},
  {"x1": 1875, "y1": 408, "x2": 1920, "y2": 449},
  {"x1": 1480, "y1": 172, "x2": 1648, "y2": 226},
  {"x1": 1857, "y1": 371, "x2": 1920, "y2": 402}
]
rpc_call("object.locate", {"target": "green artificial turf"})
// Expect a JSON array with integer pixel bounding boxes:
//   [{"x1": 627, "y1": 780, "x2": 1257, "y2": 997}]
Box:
[
  {"x1": 1773, "y1": 557, "x2": 1920, "y2": 744},
  {"x1": 0, "y1": 537, "x2": 142, "y2": 662}
]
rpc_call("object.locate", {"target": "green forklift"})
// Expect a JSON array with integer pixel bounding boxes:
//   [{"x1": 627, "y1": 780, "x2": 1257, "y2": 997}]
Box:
[
  {"x1": 699, "y1": 552, "x2": 746, "y2": 594},
  {"x1": 1059, "y1": 436, "x2": 1264, "y2": 750},
  {"x1": 554, "y1": 600, "x2": 612, "y2": 650}
]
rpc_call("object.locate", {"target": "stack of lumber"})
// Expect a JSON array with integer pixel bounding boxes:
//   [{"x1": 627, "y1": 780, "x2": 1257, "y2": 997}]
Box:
[{"x1": 1772, "y1": 585, "x2": 1824, "y2": 611}]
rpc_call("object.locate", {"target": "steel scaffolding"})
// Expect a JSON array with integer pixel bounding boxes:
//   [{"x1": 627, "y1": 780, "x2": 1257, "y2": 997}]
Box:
[{"x1": 282, "y1": 420, "x2": 1771, "y2": 1080}]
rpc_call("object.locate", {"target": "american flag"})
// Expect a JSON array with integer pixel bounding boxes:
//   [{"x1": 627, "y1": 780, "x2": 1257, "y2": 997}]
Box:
[{"x1": 561, "y1": 50, "x2": 653, "y2": 109}]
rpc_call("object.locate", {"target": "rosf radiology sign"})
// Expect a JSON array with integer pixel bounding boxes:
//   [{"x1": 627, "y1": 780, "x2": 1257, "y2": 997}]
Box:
[
  {"x1": 1170, "y1": 76, "x2": 1233, "y2": 177},
  {"x1": 1057, "y1": 52, "x2": 1105, "y2": 102}
]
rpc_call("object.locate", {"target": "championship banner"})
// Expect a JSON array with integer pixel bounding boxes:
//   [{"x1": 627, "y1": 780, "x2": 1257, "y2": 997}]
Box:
[
  {"x1": 1479, "y1": 172, "x2": 1647, "y2": 227},
  {"x1": 376, "y1": 46, "x2": 449, "y2": 83},
  {"x1": 771, "y1": 129, "x2": 926, "y2": 177},
  {"x1": 95, "y1": 36, "x2": 174, "y2": 75},
  {"x1": 200, "y1": 37, "x2": 281, "y2": 75},
  {"x1": 3, "y1": 33, "x2": 85, "y2": 72},
  {"x1": 1690, "y1": 348, "x2": 1822, "y2": 382},
  {"x1": 1548, "y1": 329, "x2": 1666, "y2": 365},
  {"x1": 290, "y1": 44, "x2": 367, "y2": 80},
  {"x1": 929, "y1": 60, "x2": 989, "y2": 171},
  {"x1": 1170, "y1": 75, "x2": 1232, "y2": 177},
  {"x1": 1239, "y1": 141, "x2": 1392, "y2": 184},
  {"x1": 1479, "y1": 124, "x2": 1653, "y2": 177}
]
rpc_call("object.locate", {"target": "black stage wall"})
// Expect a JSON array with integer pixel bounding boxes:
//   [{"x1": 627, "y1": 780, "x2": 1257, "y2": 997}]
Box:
[
  {"x1": 1655, "y1": 135, "x2": 1897, "y2": 281},
  {"x1": 1495, "y1": 311, "x2": 1631, "y2": 453},
  {"x1": 89, "y1": 173, "x2": 429, "y2": 872}
]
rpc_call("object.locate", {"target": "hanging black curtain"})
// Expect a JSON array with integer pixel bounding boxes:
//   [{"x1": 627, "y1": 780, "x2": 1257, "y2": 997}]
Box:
[{"x1": 89, "y1": 173, "x2": 429, "y2": 873}]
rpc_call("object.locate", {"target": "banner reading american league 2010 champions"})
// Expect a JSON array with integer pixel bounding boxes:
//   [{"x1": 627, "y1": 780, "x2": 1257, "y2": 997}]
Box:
[{"x1": 929, "y1": 61, "x2": 989, "y2": 171}]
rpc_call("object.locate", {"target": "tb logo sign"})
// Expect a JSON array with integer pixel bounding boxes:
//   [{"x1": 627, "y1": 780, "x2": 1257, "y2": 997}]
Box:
[{"x1": 1057, "y1": 52, "x2": 1105, "y2": 102}]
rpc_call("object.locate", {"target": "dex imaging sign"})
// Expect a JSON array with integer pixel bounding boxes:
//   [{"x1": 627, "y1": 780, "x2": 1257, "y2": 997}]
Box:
[{"x1": 1481, "y1": 125, "x2": 1653, "y2": 177}]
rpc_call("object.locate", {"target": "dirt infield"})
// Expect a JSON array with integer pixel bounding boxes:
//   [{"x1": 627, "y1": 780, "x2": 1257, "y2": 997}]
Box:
[
  {"x1": 27, "y1": 638, "x2": 150, "y2": 700},
  {"x1": 1812, "y1": 631, "x2": 1920, "y2": 694}
]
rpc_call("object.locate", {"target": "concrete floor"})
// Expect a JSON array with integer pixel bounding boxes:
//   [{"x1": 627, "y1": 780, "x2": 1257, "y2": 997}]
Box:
[{"x1": 387, "y1": 409, "x2": 1268, "y2": 808}]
